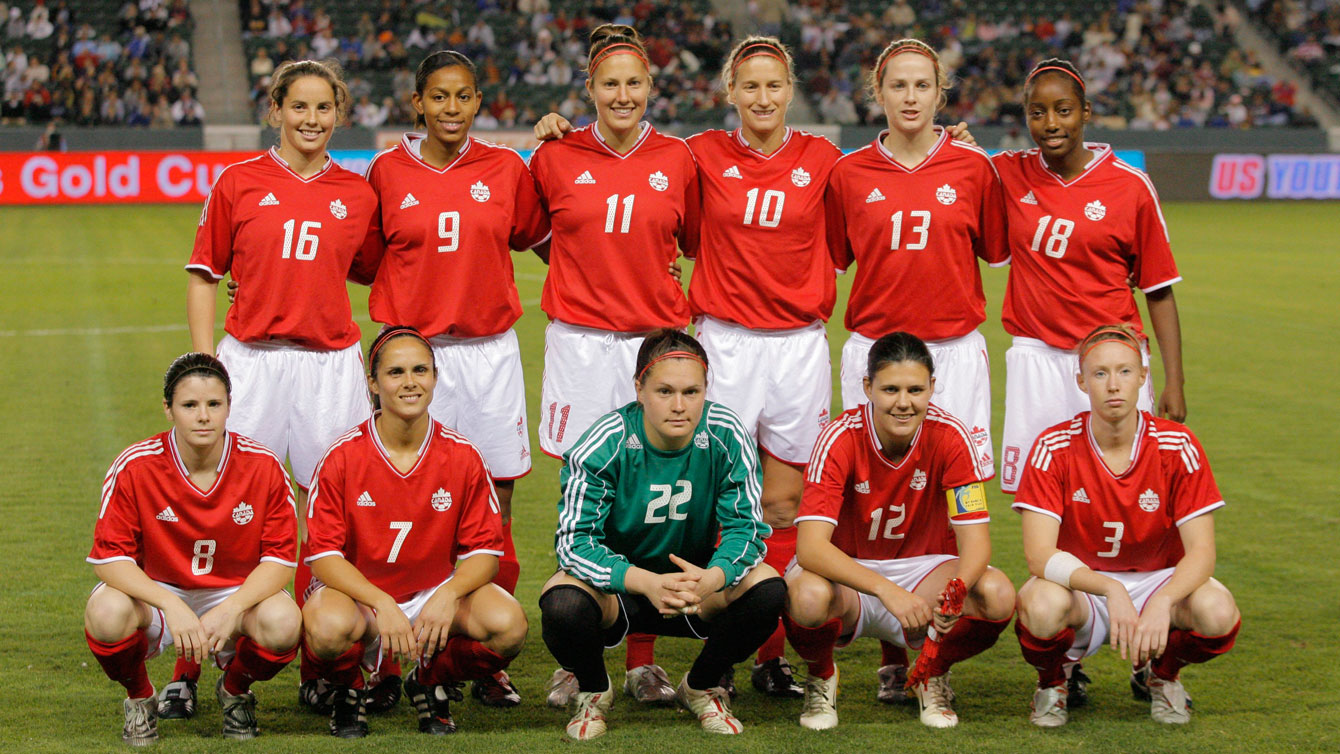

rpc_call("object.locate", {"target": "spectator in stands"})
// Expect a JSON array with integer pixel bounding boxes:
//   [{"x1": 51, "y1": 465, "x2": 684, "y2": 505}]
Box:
[
  {"x1": 26, "y1": 0, "x2": 53, "y2": 40},
  {"x1": 1, "y1": 85, "x2": 23, "y2": 123},
  {"x1": 126, "y1": 25, "x2": 151, "y2": 59},
  {"x1": 312, "y1": 27, "x2": 339, "y2": 59},
  {"x1": 172, "y1": 57, "x2": 197, "y2": 91},
  {"x1": 267, "y1": 7, "x2": 292, "y2": 39},
  {"x1": 165, "y1": 32, "x2": 188, "y2": 65},
  {"x1": 468, "y1": 18, "x2": 496, "y2": 53},
  {"x1": 170, "y1": 87, "x2": 203, "y2": 125},
  {"x1": 5, "y1": 7, "x2": 21, "y2": 40},
  {"x1": 251, "y1": 47, "x2": 274, "y2": 79},
  {"x1": 819, "y1": 88, "x2": 858, "y2": 124},
  {"x1": 101, "y1": 88, "x2": 126, "y2": 124},
  {"x1": 150, "y1": 93, "x2": 173, "y2": 127},
  {"x1": 242, "y1": 0, "x2": 265, "y2": 36},
  {"x1": 22, "y1": 54, "x2": 47, "y2": 87}
]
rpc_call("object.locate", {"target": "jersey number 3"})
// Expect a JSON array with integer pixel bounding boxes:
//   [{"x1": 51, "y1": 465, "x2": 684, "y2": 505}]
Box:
[{"x1": 645, "y1": 481, "x2": 692, "y2": 524}]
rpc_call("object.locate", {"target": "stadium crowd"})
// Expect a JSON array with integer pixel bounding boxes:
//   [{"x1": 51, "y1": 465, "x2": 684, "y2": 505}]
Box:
[
  {"x1": 1250, "y1": 0, "x2": 1340, "y2": 105},
  {"x1": 0, "y1": 0, "x2": 201, "y2": 127}
]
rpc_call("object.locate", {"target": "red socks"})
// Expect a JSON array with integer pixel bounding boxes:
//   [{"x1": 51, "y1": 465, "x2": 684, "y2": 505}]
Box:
[
  {"x1": 1152, "y1": 619, "x2": 1240, "y2": 681},
  {"x1": 171, "y1": 656, "x2": 201, "y2": 682},
  {"x1": 494, "y1": 519, "x2": 520, "y2": 595},
  {"x1": 1016, "y1": 622, "x2": 1073, "y2": 688},
  {"x1": 87, "y1": 629, "x2": 153, "y2": 699},
  {"x1": 881, "y1": 641, "x2": 909, "y2": 667},
  {"x1": 625, "y1": 633, "x2": 656, "y2": 670},
  {"x1": 302, "y1": 640, "x2": 365, "y2": 688},
  {"x1": 921, "y1": 615, "x2": 1011, "y2": 678},
  {"x1": 421, "y1": 637, "x2": 509, "y2": 685},
  {"x1": 783, "y1": 615, "x2": 840, "y2": 680},
  {"x1": 223, "y1": 636, "x2": 298, "y2": 695},
  {"x1": 755, "y1": 526, "x2": 797, "y2": 663}
]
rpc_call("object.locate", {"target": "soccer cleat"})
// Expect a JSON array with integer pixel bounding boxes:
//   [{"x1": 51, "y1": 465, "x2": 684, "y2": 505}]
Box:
[
  {"x1": 404, "y1": 669, "x2": 462, "y2": 735},
  {"x1": 1064, "y1": 662, "x2": 1091, "y2": 709},
  {"x1": 122, "y1": 695, "x2": 159, "y2": 746},
  {"x1": 565, "y1": 681, "x2": 614, "y2": 740},
  {"x1": 299, "y1": 678, "x2": 336, "y2": 715},
  {"x1": 327, "y1": 684, "x2": 368, "y2": 739},
  {"x1": 1148, "y1": 675, "x2": 1192, "y2": 724},
  {"x1": 157, "y1": 676, "x2": 197, "y2": 719},
  {"x1": 623, "y1": 664, "x2": 677, "y2": 705},
  {"x1": 216, "y1": 676, "x2": 259, "y2": 740},
  {"x1": 676, "y1": 675, "x2": 743, "y2": 735},
  {"x1": 751, "y1": 657, "x2": 804, "y2": 698},
  {"x1": 363, "y1": 674, "x2": 402, "y2": 713},
  {"x1": 798, "y1": 666, "x2": 839, "y2": 730},
  {"x1": 912, "y1": 673, "x2": 958, "y2": 728},
  {"x1": 1029, "y1": 684, "x2": 1069, "y2": 728},
  {"x1": 546, "y1": 668, "x2": 579, "y2": 709},
  {"x1": 876, "y1": 664, "x2": 909, "y2": 704},
  {"x1": 471, "y1": 670, "x2": 522, "y2": 708},
  {"x1": 1130, "y1": 662, "x2": 1194, "y2": 708}
]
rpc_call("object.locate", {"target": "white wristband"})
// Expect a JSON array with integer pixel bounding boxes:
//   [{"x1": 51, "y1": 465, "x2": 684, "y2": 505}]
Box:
[{"x1": 1043, "y1": 551, "x2": 1086, "y2": 588}]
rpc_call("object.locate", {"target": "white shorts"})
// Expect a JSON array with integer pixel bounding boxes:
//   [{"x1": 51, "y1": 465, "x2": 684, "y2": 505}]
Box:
[
  {"x1": 788, "y1": 554, "x2": 957, "y2": 649},
  {"x1": 695, "y1": 315, "x2": 831, "y2": 465},
  {"x1": 94, "y1": 581, "x2": 244, "y2": 669},
  {"x1": 1066, "y1": 568, "x2": 1176, "y2": 662},
  {"x1": 539, "y1": 320, "x2": 646, "y2": 459},
  {"x1": 217, "y1": 335, "x2": 371, "y2": 488},
  {"x1": 426, "y1": 330, "x2": 531, "y2": 480},
  {"x1": 1000, "y1": 336, "x2": 1154, "y2": 492},
  {"x1": 840, "y1": 330, "x2": 993, "y2": 459}
]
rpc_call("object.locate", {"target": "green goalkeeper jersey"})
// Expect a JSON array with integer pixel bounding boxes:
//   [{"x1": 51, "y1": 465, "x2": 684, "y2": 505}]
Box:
[{"x1": 555, "y1": 400, "x2": 770, "y2": 594}]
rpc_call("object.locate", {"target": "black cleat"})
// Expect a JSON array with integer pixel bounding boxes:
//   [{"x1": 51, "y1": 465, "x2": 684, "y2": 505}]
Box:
[
  {"x1": 405, "y1": 669, "x2": 463, "y2": 735},
  {"x1": 328, "y1": 685, "x2": 368, "y2": 738},
  {"x1": 1065, "y1": 663, "x2": 1091, "y2": 709},
  {"x1": 719, "y1": 667, "x2": 738, "y2": 699},
  {"x1": 157, "y1": 676, "x2": 197, "y2": 719},
  {"x1": 216, "y1": 676, "x2": 259, "y2": 740},
  {"x1": 364, "y1": 674, "x2": 402, "y2": 713},
  {"x1": 751, "y1": 657, "x2": 804, "y2": 698},
  {"x1": 471, "y1": 670, "x2": 521, "y2": 708},
  {"x1": 300, "y1": 678, "x2": 336, "y2": 715}
]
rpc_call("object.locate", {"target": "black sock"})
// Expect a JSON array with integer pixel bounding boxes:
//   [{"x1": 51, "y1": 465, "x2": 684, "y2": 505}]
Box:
[
  {"x1": 687, "y1": 577, "x2": 786, "y2": 690},
  {"x1": 539, "y1": 585, "x2": 610, "y2": 692}
]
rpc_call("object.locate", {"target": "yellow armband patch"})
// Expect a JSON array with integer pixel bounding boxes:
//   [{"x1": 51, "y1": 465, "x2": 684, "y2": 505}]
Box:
[{"x1": 947, "y1": 483, "x2": 988, "y2": 517}]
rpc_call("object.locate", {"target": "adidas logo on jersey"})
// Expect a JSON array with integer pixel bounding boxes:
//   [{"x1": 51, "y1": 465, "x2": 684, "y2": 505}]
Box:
[
  {"x1": 865, "y1": 188, "x2": 886, "y2": 203},
  {"x1": 1138, "y1": 488, "x2": 1161, "y2": 512},
  {"x1": 356, "y1": 491, "x2": 375, "y2": 507},
  {"x1": 722, "y1": 165, "x2": 742, "y2": 179},
  {"x1": 575, "y1": 171, "x2": 596, "y2": 184},
  {"x1": 329, "y1": 199, "x2": 348, "y2": 220},
  {"x1": 1072, "y1": 487, "x2": 1091, "y2": 504},
  {"x1": 910, "y1": 469, "x2": 928, "y2": 491},
  {"x1": 400, "y1": 193, "x2": 419, "y2": 209},
  {"x1": 854, "y1": 480, "x2": 871, "y2": 494},
  {"x1": 156, "y1": 506, "x2": 179, "y2": 522},
  {"x1": 431, "y1": 487, "x2": 453, "y2": 512},
  {"x1": 259, "y1": 192, "x2": 279, "y2": 207},
  {"x1": 1085, "y1": 199, "x2": 1107, "y2": 221},
  {"x1": 1020, "y1": 191, "x2": 1038, "y2": 205},
  {"x1": 232, "y1": 501, "x2": 254, "y2": 525},
  {"x1": 625, "y1": 434, "x2": 643, "y2": 450}
]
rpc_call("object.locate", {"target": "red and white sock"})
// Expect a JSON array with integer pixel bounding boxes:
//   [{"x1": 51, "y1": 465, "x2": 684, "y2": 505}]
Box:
[
  {"x1": 171, "y1": 656, "x2": 201, "y2": 683},
  {"x1": 625, "y1": 633, "x2": 656, "y2": 670},
  {"x1": 783, "y1": 614, "x2": 840, "y2": 680},
  {"x1": 422, "y1": 637, "x2": 509, "y2": 684},
  {"x1": 223, "y1": 636, "x2": 298, "y2": 695},
  {"x1": 881, "y1": 641, "x2": 909, "y2": 668},
  {"x1": 920, "y1": 615, "x2": 1011, "y2": 678},
  {"x1": 302, "y1": 641, "x2": 365, "y2": 689},
  {"x1": 87, "y1": 629, "x2": 153, "y2": 699},
  {"x1": 1015, "y1": 622, "x2": 1073, "y2": 688},
  {"x1": 1152, "y1": 619, "x2": 1240, "y2": 681}
]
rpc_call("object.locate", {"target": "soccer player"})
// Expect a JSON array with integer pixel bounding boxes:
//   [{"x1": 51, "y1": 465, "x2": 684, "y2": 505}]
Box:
[
  {"x1": 539, "y1": 330, "x2": 785, "y2": 740},
  {"x1": 824, "y1": 37, "x2": 1008, "y2": 703},
  {"x1": 359, "y1": 49, "x2": 548, "y2": 707},
  {"x1": 993, "y1": 58, "x2": 1186, "y2": 497},
  {"x1": 1012, "y1": 325, "x2": 1238, "y2": 726},
  {"x1": 783, "y1": 332, "x2": 1013, "y2": 730},
  {"x1": 301, "y1": 327, "x2": 527, "y2": 738},
  {"x1": 85, "y1": 354, "x2": 301, "y2": 745},
  {"x1": 184, "y1": 59, "x2": 378, "y2": 716}
]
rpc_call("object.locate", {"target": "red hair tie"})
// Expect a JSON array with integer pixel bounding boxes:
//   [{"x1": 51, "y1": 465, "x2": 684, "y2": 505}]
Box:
[
  {"x1": 731, "y1": 44, "x2": 787, "y2": 74},
  {"x1": 637, "y1": 350, "x2": 708, "y2": 383},
  {"x1": 588, "y1": 43, "x2": 650, "y2": 75},
  {"x1": 1078, "y1": 327, "x2": 1142, "y2": 365},
  {"x1": 876, "y1": 44, "x2": 939, "y2": 85},
  {"x1": 1027, "y1": 65, "x2": 1086, "y2": 92},
  {"x1": 370, "y1": 326, "x2": 431, "y2": 368}
]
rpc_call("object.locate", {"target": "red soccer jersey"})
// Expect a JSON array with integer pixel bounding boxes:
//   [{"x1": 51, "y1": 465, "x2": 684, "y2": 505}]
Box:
[
  {"x1": 686, "y1": 128, "x2": 842, "y2": 329},
  {"x1": 187, "y1": 148, "x2": 380, "y2": 350},
  {"x1": 993, "y1": 144, "x2": 1181, "y2": 349},
  {"x1": 1011, "y1": 411, "x2": 1224, "y2": 572},
  {"x1": 362, "y1": 134, "x2": 550, "y2": 338},
  {"x1": 305, "y1": 417, "x2": 503, "y2": 601},
  {"x1": 797, "y1": 403, "x2": 994, "y2": 561},
  {"x1": 88, "y1": 431, "x2": 297, "y2": 589},
  {"x1": 529, "y1": 123, "x2": 699, "y2": 331},
  {"x1": 826, "y1": 129, "x2": 1009, "y2": 342}
]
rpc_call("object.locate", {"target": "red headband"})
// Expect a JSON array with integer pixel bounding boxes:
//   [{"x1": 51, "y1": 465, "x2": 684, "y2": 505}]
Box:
[
  {"x1": 731, "y1": 44, "x2": 787, "y2": 75},
  {"x1": 1078, "y1": 328, "x2": 1141, "y2": 365},
  {"x1": 1027, "y1": 65, "x2": 1086, "y2": 92},
  {"x1": 637, "y1": 350, "x2": 707, "y2": 382},
  {"x1": 588, "y1": 43, "x2": 649, "y2": 75},
  {"x1": 370, "y1": 327, "x2": 431, "y2": 369},
  {"x1": 877, "y1": 44, "x2": 939, "y2": 85}
]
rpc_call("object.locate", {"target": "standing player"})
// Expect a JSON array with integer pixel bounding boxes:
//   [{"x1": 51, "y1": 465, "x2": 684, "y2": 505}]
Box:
[
  {"x1": 539, "y1": 330, "x2": 785, "y2": 740},
  {"x1": 360, "y1": 49, "x2": 548, "y2": 707},
  {"x1": 301, "y1": 327, "x2": 527, "y2": 738},
  {"x1": 85, "y1": 354, "x2": 301, "y2": 745},
  {"x1": 783, "y1": 333, "x2": 1013, "y2": 730},
  {"x1": 824, "y1": 38, "x2": 1008, "y2": 701},
  {"x1": 1012, "y1": 325, "x2": 1238, "y2": 726},
  {"x1": 994, "y1": 58, "x2": 1186, "y2": 497}
]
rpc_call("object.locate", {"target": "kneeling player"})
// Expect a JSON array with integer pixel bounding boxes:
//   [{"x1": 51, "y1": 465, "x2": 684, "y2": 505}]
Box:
[
  {"x1": 1013, "y1": 325, "x2": 1239, "y2": 726},
  {"x1": 539, "y1": 330, "x2": 785, "y2": 740},
  {"x1": 85, "y1": 354, "x2": 301, "y2": 745},
  {"x1": 301, "y1": 327, "x2": 527, "y2": 738},
  {"x1": 784, "y1": 332, "x2": 1015, "y2": 730}
]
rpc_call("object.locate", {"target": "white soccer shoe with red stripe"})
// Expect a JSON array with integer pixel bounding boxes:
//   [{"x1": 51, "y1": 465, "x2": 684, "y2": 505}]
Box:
[
  {"x1": 565, "y1": 682, "x2": 614, "y2": 741},
  {"x1": 676, "y1": 675, "x2": 743, "y2": 734}
]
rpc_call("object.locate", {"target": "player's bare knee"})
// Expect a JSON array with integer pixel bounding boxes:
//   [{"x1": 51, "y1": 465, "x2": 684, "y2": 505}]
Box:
[
  {"x1": 302, "y1": 603, "x2": 360, "y2": 657},
  {"x1": 971, "y1": 569, "x2": 1017, "y2": 620},
  {"x1": 253, "y1": 594, "x2": 302, "y2": 651},
  {"x1": 1016, "y1": 578, "x2": 1072, "y2": 636},
  {"x1": 785, "y1": 573, "x2": 833, "y2": 627},
  {"x1": 1186, "y1": 581, "x2": 1239, "y2": 636},
  {"x1": 479, "y1": 588, "x2": 528, "y2": 656},
  {"x1": 84, "y1": 587, "x2": 141, "y2": 640}
]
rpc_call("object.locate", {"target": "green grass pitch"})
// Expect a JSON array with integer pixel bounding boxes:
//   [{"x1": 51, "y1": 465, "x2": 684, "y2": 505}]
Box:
[{"x1": 0, "y1": 202, "x2": 1336, "y2": 753}]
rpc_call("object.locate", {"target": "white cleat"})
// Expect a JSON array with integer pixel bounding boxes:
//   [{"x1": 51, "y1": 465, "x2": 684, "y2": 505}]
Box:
[
  {"x1": 624, "y1": 664, "x2": 677, "y2": 705},
  {"x1": 122, "y1": 694, "x2": 159, "y2": 746},
  {"x1": 1030, "y1": 684, "x2": 1069, "y2": 728},
  {"x1": 912, "y1": 673, "x2": 959, "y2": 728},
  {"x1": 1148, "y1": 675, "x2": 1192, "y2": 724},
  {"x1": 676, "y1": 675, "x2": 743, "y2": 734},
  {"x1": 546, "y1": 668, "x2": 579, "y2": 709},
  {"x1": 565, "y1": 681, "x2": 614, "y2": 740},
  {"x1": 799, "y1": 666, "x2": 839, "y2": 730}
]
